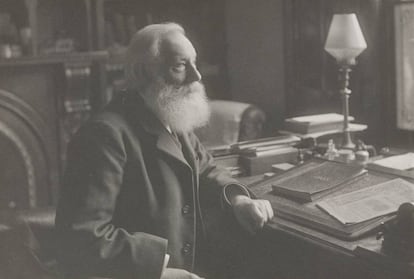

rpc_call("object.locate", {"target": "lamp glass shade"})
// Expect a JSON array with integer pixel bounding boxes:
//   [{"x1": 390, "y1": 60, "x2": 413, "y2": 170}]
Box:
[{"x1": 324, "y1": 13, "x2": 367, "y2": 62}]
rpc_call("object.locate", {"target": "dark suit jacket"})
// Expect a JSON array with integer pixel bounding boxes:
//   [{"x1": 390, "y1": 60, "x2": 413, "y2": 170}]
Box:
[{"x1": 55, "y1": 91, "x2": 241, "y2": 279}]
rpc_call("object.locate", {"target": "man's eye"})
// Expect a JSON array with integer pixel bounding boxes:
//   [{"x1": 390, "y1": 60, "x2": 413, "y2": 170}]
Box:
[{"x1": 172, "y1": 64, "x2": 186, "y2": 72}]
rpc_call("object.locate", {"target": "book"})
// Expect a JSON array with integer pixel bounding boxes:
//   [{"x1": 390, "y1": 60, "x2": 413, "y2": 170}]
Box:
[
  {"x1": 230, "y1": 135, "x2": 300, "y2": 151},
  {"x1": 271, "y1": 160, "x2": 367, "y2": 202},
  {"x1": 280, "y1": 123, "x2": 368, "y2": 140},
  {"x1": 284, "y1": 113, "x2": 355, "y2": 134},
  {"x1": 240, "y1": 147, "x2": 298, "y2": 175},
  {"x1": 316, "y1": 178, "x2": 414, "y2": 224},
  {"x1": 240, "y1": 145, "x2": 298, "y2": 157},
  {"x1": 276, "y1": 206, "x2": 394, "y2": 240}
]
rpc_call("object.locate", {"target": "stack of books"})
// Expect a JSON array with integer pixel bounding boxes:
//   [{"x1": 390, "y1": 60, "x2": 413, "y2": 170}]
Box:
[
  {"x1": 248, "y1": 158, "x2": 402, "y2": 240},
  {"x1": 283, "y1": 113, "x2": 354, "y2": 135},
  {"x1": 231, "y1": 136, "x2": 301, "y2": 175}
]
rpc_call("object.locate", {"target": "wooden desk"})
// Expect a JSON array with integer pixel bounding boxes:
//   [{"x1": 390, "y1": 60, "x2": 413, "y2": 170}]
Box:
[{"x1": 241, "y1": 162, "x2": 414, "y2": 279}]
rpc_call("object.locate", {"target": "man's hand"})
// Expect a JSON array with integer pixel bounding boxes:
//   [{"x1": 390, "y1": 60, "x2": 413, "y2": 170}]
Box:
[
  {"x1": 161, "y1": 268, "x2": 204, "y2": 279},
  {"x1": 230, "y1": 195, "x2": 274, "y2": 234}
]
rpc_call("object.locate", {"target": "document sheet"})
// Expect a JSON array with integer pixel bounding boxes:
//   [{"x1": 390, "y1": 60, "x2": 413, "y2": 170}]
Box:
[
  {"x1": 371, "y1": 152, "x2": 414, "y2": 170},
  {"x1": 316, "y1": 178, "x2": 414, "y2": 224}
]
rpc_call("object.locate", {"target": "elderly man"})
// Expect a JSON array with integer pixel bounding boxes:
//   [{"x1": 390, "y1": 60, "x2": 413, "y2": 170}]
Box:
[{"x1": 55, "y1": 22, "x2": 273, "y2": 279}]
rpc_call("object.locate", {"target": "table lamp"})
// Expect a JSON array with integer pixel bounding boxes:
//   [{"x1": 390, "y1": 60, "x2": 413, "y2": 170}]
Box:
[{"x1": 324, "y1": 13, "x2": 367, "y2": 149}]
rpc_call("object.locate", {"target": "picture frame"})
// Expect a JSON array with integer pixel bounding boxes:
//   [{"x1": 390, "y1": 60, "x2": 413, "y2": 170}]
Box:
[{"x1": 395, "y1": 2, "x2": 414, "y2": 130}]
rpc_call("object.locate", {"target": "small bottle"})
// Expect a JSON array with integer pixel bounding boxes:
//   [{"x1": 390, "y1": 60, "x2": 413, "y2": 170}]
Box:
[{"x1": 325, "y1": 139, "x2": 339, "y2": 160}]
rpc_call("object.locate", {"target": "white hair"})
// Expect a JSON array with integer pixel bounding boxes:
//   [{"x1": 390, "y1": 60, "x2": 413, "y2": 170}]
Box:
[{"x1": 124, "y1": 22, "x2": 185, "y2": 90}]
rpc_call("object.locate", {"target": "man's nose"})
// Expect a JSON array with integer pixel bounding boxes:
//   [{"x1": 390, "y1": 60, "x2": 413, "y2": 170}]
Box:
[{"x1": 186, "y1": 63, "x2": 202, "y2": 83}]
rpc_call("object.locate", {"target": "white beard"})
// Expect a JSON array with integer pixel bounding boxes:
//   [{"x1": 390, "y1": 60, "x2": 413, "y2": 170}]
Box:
[{"x1": 141, "y1": 78, "x2": 211, "y2": 134}]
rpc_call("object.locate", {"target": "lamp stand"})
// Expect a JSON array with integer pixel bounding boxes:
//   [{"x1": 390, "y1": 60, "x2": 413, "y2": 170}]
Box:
[{"x1": 339, "y1": 64, "x2": 355, "y2": 150}]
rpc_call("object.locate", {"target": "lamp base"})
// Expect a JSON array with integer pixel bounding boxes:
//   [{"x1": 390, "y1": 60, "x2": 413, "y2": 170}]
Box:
[
  {"x1": 338, "y1": 64, "x2": 354, "y2": 151},
  {"x1": 341, "y1": 141, "x2": 355, "y2": 150},
  {"x1": 341, "y1": 131, "x2": 355, "y2": 150}
]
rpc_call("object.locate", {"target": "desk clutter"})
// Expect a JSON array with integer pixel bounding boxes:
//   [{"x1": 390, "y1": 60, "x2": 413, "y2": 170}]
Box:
[{"x1": 248, "y1": 157, "x2": 414, "y2": 240}]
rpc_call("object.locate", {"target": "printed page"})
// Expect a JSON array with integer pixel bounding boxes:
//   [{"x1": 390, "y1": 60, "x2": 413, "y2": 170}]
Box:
[{"x1": 317, "y1": 178, "x2": 414, "y2": 224}]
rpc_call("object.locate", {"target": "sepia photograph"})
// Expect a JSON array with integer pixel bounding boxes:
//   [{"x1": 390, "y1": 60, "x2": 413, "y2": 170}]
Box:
[{"x1": 0, "y1": 0, "x2": 413, "y2": 278}]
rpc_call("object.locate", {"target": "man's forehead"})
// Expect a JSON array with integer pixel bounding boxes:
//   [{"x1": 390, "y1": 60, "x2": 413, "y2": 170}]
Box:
[{"x1": 160, "y1": 32, "x2": 197, "y2": 60}]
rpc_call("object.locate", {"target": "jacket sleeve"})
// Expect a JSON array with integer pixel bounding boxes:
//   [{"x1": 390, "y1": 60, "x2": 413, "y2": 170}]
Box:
[
  {"x1": 55, "y1": 121, "x2": 167, "y2": 279},
  {"x1": 190, "y1": 133, "x2": 249, "y2": 207}
]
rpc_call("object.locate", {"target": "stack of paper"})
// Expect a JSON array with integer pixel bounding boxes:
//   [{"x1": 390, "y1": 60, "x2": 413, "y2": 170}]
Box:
[
  {"x1": 317, "y1": 178, "x2": 414, "y2": 224},
  {"x1": 371, "y1": 153, "x2": 414, "y2": 170}
]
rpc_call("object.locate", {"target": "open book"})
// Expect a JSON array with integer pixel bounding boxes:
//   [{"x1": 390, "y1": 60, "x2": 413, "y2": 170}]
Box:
[
  {"x1": 271, "y1": 160, "x2": 367, "y2": 202},
  {"x1": 317, "y1": 178, "x2": 414, "y2": 224}
]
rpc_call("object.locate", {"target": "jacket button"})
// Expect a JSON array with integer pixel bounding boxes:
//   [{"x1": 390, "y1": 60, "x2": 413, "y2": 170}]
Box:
[
  {"x1": 182, "y1": 205, "x2": 191, "y2": 215},
  {"x1": 182, "y1": 243, "x2": 192, "y2": 254}
]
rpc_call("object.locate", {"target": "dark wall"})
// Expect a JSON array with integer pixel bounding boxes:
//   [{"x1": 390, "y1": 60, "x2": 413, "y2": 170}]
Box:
[
  {"x1": 283, "y1": 0, "x2": 404, "y2": 148},
  {"x1": 225, "y1": 0, "x2": 285, "y2": 135},
  {"x1": 225, "y1": 0, "x2": 408, "y2": 148}
]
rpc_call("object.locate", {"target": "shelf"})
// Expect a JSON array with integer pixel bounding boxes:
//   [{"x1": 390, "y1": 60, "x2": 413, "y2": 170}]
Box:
[{"x1": 0, "y1": 51, "x2": 109, "y2": 67}]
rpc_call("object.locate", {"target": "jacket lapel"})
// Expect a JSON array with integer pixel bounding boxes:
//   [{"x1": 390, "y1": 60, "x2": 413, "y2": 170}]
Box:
[
  {"x1": 156, "y1": 132, "x2": 189, "y2": 167},
  {"x1": 178, "y1": 134, "x2": 199, "y2": 175}
]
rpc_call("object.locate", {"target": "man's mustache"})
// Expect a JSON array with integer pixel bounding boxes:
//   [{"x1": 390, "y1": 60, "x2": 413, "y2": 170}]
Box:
[
  {"x1": 172, "y1": 81, "x2": 203, "y2": 90},
  {"x1": 171, "y1": 81, "x2": 204, "y2": 97}
]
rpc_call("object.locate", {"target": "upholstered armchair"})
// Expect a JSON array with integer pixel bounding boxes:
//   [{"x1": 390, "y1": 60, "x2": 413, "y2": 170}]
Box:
[{"x1": 195, "y1": 100, "x2": 266, "y2": 150}]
